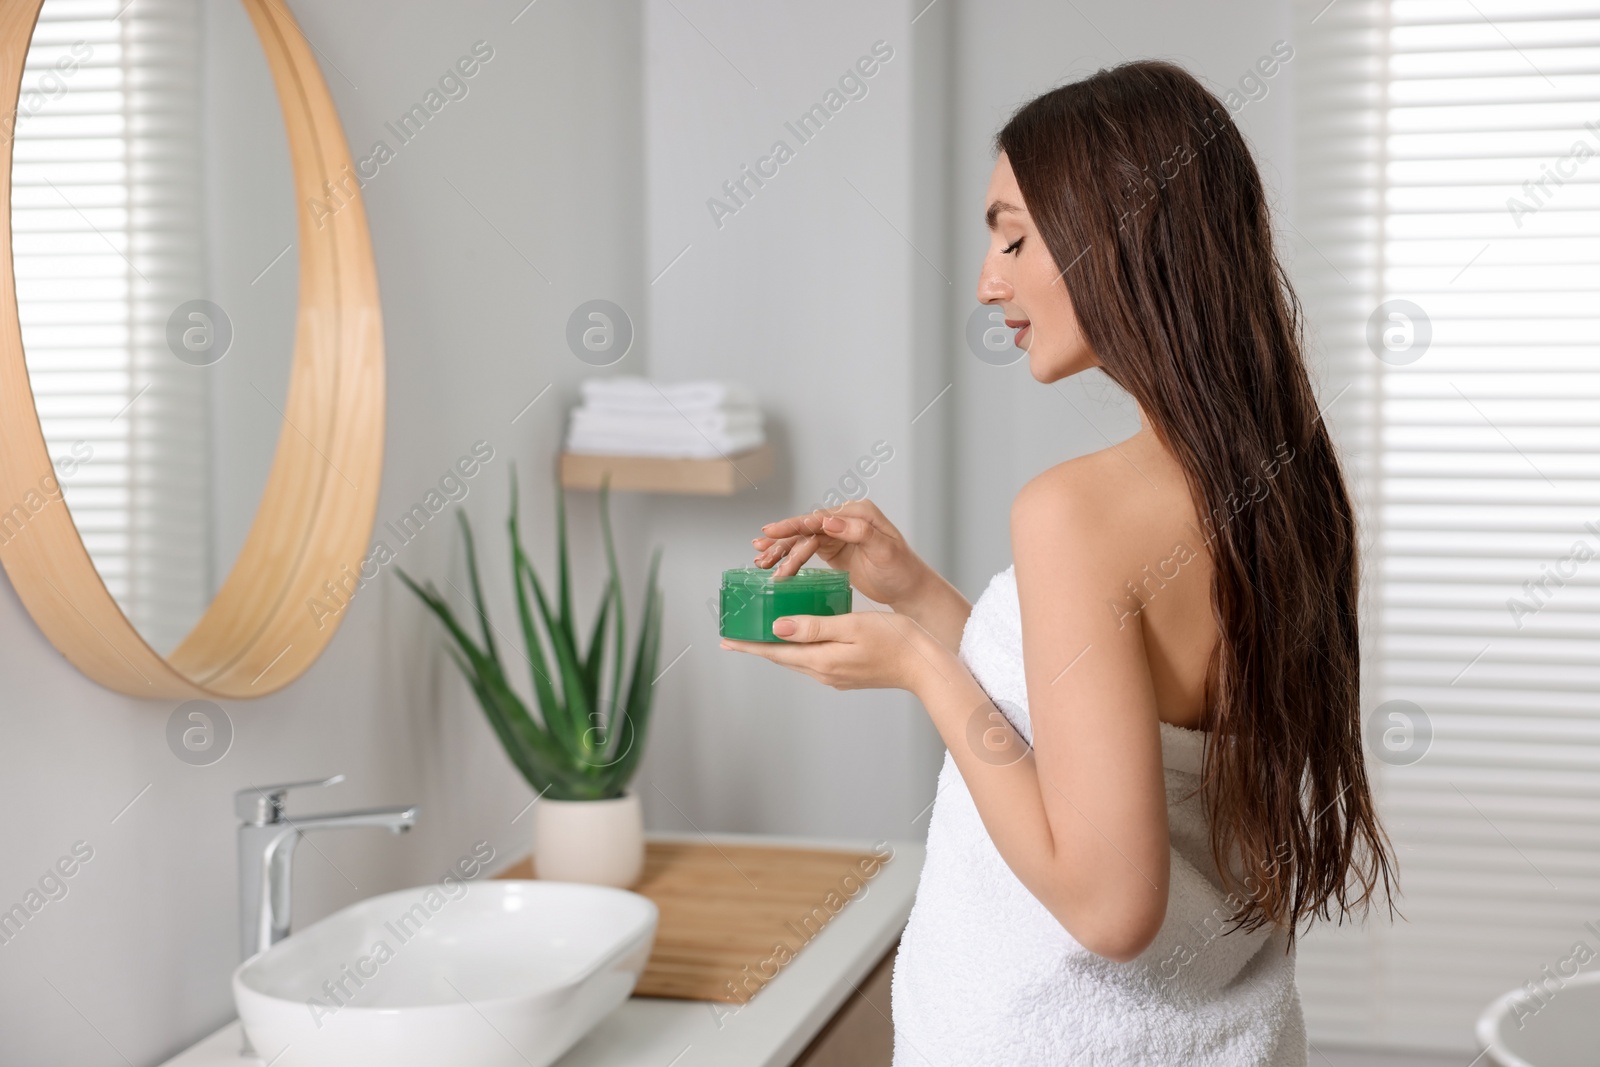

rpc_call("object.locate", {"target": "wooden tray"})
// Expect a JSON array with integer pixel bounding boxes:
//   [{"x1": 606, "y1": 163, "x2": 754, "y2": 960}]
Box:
[{"x1": 496, "y1": 839, "x2": 887, "y2": 1002}]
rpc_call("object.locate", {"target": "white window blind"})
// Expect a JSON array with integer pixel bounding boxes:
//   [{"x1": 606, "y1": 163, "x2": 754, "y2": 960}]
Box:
[
  {"x1": 13, "y1": 0, "x2": 210, "y2": 654},
  {"x1": 1293, "y1": 0, "x2": 1600, "y2": 1054}
]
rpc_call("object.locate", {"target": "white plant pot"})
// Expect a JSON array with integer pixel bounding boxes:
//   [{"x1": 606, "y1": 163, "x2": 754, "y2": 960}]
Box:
[{"x1": 532, "y1": 791, "x2": 644, "y2": 888}]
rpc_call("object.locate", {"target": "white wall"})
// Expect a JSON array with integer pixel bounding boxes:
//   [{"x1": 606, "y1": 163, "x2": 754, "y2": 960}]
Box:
[
  {"x1": 0, "y1": 2, "x2": 644, "y2": 1063},
  {"x1": 636, "y1": 0, "x2": 948, "y2": 841}
]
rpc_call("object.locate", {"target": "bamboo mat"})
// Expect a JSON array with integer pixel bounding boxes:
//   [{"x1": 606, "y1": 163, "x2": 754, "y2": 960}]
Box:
[{"x1": 496, "y1": 840, "x2": 887, "y2": 1002}]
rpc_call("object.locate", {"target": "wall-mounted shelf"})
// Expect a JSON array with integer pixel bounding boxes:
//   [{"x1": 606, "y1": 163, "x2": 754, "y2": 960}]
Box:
[{"x1": 559, "y1": 444, "x2": 772, "y2": 495}]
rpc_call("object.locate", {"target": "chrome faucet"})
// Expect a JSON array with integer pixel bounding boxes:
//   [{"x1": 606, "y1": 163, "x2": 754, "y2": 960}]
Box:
[{"x1": 236, "y1": 774, "x2": 418, "y2": 961}]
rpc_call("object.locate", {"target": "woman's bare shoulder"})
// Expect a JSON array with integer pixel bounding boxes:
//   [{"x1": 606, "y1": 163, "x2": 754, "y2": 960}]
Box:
[{"x1": 1010, "y1": 440, "x2": 1195, "y2": 571}]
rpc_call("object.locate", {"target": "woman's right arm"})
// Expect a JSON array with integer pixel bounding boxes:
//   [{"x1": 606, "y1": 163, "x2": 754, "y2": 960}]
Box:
[
  {"x1": 892, "y1": 567, "x2": 974, "y2": 654},
  {"x1": 752, "y1": 500, "x2": 973, "y2": 653}
]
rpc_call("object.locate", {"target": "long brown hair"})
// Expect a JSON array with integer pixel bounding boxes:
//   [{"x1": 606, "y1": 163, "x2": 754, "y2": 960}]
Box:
[{"x1": 997, "y1": 61, "x2": 1397, "y2": 944}]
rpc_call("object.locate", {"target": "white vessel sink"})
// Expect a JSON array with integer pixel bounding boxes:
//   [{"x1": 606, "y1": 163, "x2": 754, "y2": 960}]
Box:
[
  {"x1": 234, "y1": 880, "x2": 657, "y2": 1067},
  {"x1": 1478, "y1": 970, "x2": 1600, "y2": 1067}
]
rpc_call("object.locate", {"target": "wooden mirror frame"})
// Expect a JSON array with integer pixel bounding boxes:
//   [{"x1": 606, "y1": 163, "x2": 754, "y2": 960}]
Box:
[{"x1": 0, "y1": 0, "x2": 383, "y2": 698}]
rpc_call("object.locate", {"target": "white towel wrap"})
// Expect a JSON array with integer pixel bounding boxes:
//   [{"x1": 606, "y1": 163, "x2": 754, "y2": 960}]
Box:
[{"x1": 892, "y1": 565, "x2": 1308, "y2": 1066}]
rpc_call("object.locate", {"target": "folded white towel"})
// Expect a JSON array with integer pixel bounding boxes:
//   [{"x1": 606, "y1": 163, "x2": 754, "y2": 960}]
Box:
[
  {"x1": 579, "y1": 377, "x2": 756, "y2": 414},
  {"x1": 892, "y1": 565, "x2": 1308, "y2": 1066},
  {"x1": 567, "y1": 378, "x2": 765, "y2": 459},
  {"x1": 569, "y1": 409, "x2": 762, "y2": 438},
  {"x1": 565, "y1": 427, "x2": 764, "y2": 459}
]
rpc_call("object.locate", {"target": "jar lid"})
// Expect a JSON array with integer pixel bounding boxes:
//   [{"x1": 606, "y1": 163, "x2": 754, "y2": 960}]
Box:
[{"x1": 721, "y1": 567, "x2": 849, "y2": 590}]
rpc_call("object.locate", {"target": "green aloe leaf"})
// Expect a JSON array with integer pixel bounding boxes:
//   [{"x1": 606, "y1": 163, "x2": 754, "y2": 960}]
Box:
[
  {"x1": 602, "y1": 548, "x2": 664, "y2": 794},
  {"x1": 400, "y1": 468, "x2": 663, "y2": 802},
  {"x1": 447, "y1": 647, "x2": 589, "y2": 798},
  {"x1": 523, "y1": 553, "x2": 598, "y2": 765},
  {"x1": 455, "y1": 511, "x2": 499, "y2": 666},
  {"x1": 556, "y1": 480, "x2": 574, "y2": 632},
  {"x1": 397, "y1": 568, "x2": 496, "y2": 686},
  {"x1": 507, "y1": 472, "x2": 569, "y2": 751},
  {"x1": 398, "y1": 570, "x2": 582, "y2": 795},
  {"x1": 599, "y1": 478, "x2": 626, "y2": 737},
  {"x1": 582, "y1": 579, "x2": 613, "y2": 711}
]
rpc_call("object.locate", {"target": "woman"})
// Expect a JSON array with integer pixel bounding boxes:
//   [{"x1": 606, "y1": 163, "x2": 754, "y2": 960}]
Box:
[{"x1": 722, "y1": 61, "x2": 1397, "y2": 1066}]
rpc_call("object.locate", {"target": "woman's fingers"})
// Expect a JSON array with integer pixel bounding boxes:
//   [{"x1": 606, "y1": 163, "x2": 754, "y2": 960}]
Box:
[
  {"x1": 759, "y1": 499, "x2": 886, "y2": 540},
  {"x1": 753, "y1": 531, "x2": 845, "y2": 574},
  {"x1": 760, "y1": 509, "x2": 881, "y2": 549},
  {"x1": 814, "y1": 512, "x2": 884, "y2": 550},
  {"x1": 759, "y1": 512, "x2": 829, "y2": 539},
  {"x1": 754, "y1": 501, "x2": 900, "y2": 575},
  {"x1": 770, "y1": 614, "x2": 848, "y2": 642},
  {"x1": 718, "y1": 637, "x2": 823, "y2": 670},
  {"x1": 753, "y1": 535, "x2": 813, "y2": 570},
  {"x1": 721, "y1": 614, "x2": 849, "y2": 659},
  {"x1": 773, "y1": 535, "x2": 820, "y2": 576},
  {"x1": 753, "y1": 535, "x2": 797, "y2": 568}
]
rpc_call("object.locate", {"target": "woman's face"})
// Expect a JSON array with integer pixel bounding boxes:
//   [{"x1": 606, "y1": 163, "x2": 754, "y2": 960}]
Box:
[{"x1": 978, "y1": 152, "x2": 1097, "y2": 383}]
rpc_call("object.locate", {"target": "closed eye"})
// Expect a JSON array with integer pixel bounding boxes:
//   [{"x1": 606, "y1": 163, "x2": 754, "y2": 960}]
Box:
[{"x1": 1001, "y1": 237, "x2": 1023, "y2": 255}]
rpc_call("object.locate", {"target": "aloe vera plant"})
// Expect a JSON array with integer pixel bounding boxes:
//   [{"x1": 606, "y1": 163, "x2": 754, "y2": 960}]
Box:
[{"x1": 399, "y1": 473, "x2": 663, "y2": 801}]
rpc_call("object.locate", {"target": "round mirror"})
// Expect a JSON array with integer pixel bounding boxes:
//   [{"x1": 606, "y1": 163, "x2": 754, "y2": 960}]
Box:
[
  {"x1": 0, "y1": 0, "x2": 384, "y2": 699},
  {"x1": 13, "y1": 0, "x2": 296, "y2": 655}
]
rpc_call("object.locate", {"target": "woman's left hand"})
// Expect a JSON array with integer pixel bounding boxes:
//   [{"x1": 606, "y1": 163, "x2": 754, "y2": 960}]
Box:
[{"x1": 720, "y1": 611, "x2": 950, "y2": 694}]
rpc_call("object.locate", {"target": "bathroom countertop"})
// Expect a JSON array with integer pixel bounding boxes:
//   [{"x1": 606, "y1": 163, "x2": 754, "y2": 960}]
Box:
[{"x1": 157, "y1": 831, "x2": 925, "y2": 1067}]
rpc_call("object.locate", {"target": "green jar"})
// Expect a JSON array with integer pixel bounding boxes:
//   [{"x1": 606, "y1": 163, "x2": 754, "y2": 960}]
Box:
[{"x1": 720, "y1": 568, "x2": 852, "y2": 642}]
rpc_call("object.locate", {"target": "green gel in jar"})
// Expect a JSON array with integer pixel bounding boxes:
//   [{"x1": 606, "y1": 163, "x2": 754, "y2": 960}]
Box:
[{"x1": 720, "y1": 568, "x2": 852, "y2": 642}]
